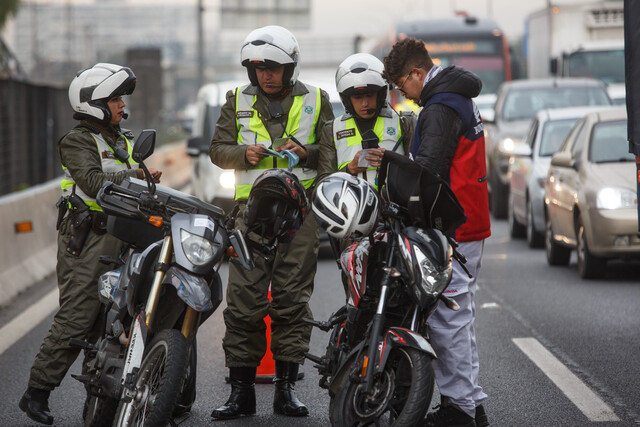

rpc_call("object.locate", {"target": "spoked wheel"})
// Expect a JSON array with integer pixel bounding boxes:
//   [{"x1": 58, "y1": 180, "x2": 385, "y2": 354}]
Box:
[
  {"x1": 113, "y1": 329, "x2": 188, "y2": 427},
  {"x1": 330, "y1": 347, "x2": 434, "y2": 426},
  {"x1": 84, "y1": 394, "x2": 118, "y2": 427}
]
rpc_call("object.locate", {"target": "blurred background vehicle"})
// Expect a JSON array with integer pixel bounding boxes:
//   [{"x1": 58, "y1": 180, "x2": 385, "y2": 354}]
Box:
[
  {"x1": 484, "y1": 77, "x2": 612, "y2": 219},
  {"x1": 508, "y1": 106, "x2": 605, "y2": 247},
  {"x1": 543, "y1": 106, "x2": 639, "y2": 278},
  {"x1": 475, "y1": 93, "x2": 497, "y2": 122},
  {"x1": 371, "y1": 15, "x2": 514, "y2": 109},
  {"x1": 185, "y1": 75, "x2": 343, "y2": 214}
]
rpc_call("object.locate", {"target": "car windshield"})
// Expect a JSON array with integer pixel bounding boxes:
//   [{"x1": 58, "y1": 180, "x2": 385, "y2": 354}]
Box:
[
  {"x1": 502, "y1": 87, "x2": 611, "y2": 122},
  {"x1": 589, "y1": 120, "x2": 635, "y2": 163},
  {"x1": 539, "y1": 118, "x2": 579, "y2": 157}
]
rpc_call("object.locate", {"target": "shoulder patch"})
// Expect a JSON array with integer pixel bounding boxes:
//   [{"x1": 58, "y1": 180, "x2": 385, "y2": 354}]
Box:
[
  {"x1": 336, "y1": 128, "x2": 356, "y2": 140},
  {"x1": 236, "y1": 110, "x2": 254, "y2": 119}
]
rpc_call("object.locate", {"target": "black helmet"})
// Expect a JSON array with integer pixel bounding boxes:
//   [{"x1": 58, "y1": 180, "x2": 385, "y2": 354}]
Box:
[{"x1": 244, "y1": 169, "x2": 308, "y2": 243}]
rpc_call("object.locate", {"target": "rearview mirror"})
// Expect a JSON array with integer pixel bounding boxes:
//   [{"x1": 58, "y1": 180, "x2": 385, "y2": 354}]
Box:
[
  {"x1": 511, "y1": 143, "x2": 532, "y2": 157},
  {"x1": 550, "y1": 151, "x2": 574, "y2": 168},
  {"x1": 132, "y1": 129, "x2": 156, "y2": 163},
  {"x1": 186, "y1": 136, "x2": 205, "y2": 157}
]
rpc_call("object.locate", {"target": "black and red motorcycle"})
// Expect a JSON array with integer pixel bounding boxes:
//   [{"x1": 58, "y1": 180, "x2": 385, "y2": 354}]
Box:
[{"x1": 306, "y1": 151, "x2": 468, "y2": 426}]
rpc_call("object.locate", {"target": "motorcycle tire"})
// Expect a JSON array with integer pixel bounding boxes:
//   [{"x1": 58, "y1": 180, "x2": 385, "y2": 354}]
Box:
[
  {"x1": 329, "y1": 347, "x2": 434, "y2": 426},
  {"x1": 85, "y1": 395, "x2": 119, "y2": 427},
  {"x1": 172, "y1": 337, "x2": 197, "y2": 417},
  {"x1": 113, "y1": 329, "x2": 188, "y2": 427}
]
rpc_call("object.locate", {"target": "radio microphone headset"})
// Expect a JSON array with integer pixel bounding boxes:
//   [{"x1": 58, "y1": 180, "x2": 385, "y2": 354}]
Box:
[{"x1": 122, "y1": 112, "x2": 129, "y2": 120}]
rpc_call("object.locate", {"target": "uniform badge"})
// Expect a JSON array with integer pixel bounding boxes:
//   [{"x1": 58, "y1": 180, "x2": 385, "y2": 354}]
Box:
[
  {"x1": 236, "y1": 111, "x2": 253, "y2": 118},
  {"x1": 336, "y1": 128, "x2": 356, "y2": 140},
  {"x1": 101, "y1": 150, "x2": 116, "y2": 159},
  {"x1": 304, "y1": 106, "x2": 313, "y2": 114},
  {"x1": 387, "y1": 127, "x2": 396, "y2": 136}
]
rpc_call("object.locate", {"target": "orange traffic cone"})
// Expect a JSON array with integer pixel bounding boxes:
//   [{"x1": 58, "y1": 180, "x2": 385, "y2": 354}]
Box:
[{"x1": 256, "y1": 286, "x2": 275, "y2": 383}]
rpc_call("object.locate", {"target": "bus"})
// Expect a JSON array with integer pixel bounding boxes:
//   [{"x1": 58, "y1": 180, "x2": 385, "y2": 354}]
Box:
[{"x1": 371, "y1": 15, "x2": 511, "y2": 107}]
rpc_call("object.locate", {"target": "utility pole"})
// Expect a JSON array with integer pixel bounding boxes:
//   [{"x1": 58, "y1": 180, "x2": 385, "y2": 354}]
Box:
[{"x1": 197, "y1": 0, "x2": 204, "y2": 90}]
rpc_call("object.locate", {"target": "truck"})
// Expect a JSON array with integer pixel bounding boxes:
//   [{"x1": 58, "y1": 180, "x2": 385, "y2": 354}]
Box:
[{"x1": 525, "y1": 1, "x2": 624, "y2": 99}]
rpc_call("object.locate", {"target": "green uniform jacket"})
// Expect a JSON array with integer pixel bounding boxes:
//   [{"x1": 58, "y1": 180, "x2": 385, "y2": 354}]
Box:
[
  {"x1": 58, "y1": 120, "x2": 141, "y2": 197},
  {"x1": 208, "y1": 81, "x2": 335, "y2": 196},
  {"x1": 316, "y1": 109, "x2": 417, "y2": 184}
]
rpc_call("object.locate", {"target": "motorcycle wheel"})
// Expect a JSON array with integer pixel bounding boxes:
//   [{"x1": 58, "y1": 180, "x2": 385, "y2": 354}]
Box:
[
  {"x1": 329, "y1": 347, "x2": 434, "y2": 426},
  {"x1": 113, "y1": 329, "x2": 188, "y2": 427},
  {"x1": 172, "y1": 337, "x2": 197, "y2": 417},
  {"x1": 85, "y1": 395, "x2": 118, "y2": 427}
]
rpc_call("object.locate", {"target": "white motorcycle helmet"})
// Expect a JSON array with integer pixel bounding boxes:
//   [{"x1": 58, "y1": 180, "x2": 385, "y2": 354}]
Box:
[
  {"x1": 312, "y1": 172, "x2": 380, "y2": 240},
  {"x1": 68, "y1": 63, "x2": 136, "y2": 126},
  {"x1": 335, "y1": 53, "x2": 388, "y2": 116},
  {"x1": 240, "y1": 25, "x2": 300, "y2": 89}
]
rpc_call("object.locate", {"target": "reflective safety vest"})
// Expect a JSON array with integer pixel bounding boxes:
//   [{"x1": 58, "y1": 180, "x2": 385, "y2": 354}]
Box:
[
  {"x1": 61, "y1": 131, "x2": 137, "y2": 211},
  {"x1": 333, "y1": 111, "x2": 403, "y2": 188},
  {"x1": 234, "y1": 84, "x2": 321, "y2": 200}
]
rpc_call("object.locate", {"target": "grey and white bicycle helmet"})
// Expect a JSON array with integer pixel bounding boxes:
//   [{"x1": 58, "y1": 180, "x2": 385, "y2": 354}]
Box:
[
  {"x1": 68, "y1": 63, "x2": 136, "y2": 126},
  {"x1": 312, "y1": 172, "x2": 380, "y2": 240}
]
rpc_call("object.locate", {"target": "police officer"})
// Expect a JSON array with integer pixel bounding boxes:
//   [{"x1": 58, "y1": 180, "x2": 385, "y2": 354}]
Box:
[
  {"x1": 18, "y1": 63, "x2": 161, "y2": 425},
  {"x1": 317, "y1": 53, "x2": 416, "y2": 187},
  {"x1": 208, "y1": 26, "x2": 334, "y2": 419}
]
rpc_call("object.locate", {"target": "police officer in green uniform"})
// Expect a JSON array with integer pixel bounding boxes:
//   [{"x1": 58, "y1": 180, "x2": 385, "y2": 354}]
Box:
[
  {"x1": 317, "y1": 53, "x2": 416, "y2": 187},
  {"x1": 19, "y1": 63, "x2": 161, "y2": 425},
  {"x1": 209, "y1": 25, "x2": 334, "y2": 420}
]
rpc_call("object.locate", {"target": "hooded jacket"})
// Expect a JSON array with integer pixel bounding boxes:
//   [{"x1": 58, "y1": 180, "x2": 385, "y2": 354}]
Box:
[{"x1": 412, "y1": 65, "x2": 491, "y2": 242}]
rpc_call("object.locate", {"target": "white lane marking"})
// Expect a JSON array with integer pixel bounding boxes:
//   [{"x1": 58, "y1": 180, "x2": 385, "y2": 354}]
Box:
[
  {"x1": 483, "y1": 253, "x2": 507, "y2": 260},
  {"x1": 0, "y1": 288, "x2": 58, "y2": 356},
  {"x1": 513, "y1": 337, "x2": 620, "y2": 422},
  {"x1": 481, "y1": 302, "x2": 500, "y2": 309}
]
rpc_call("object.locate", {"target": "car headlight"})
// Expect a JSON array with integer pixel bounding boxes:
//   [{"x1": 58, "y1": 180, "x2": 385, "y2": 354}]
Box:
[
  {"x1": 499, "y1": 137, "x2": 521, "y2": 154},
  {"x1": 596, "y1": 187, "x2": 637, "y2": 209},
  {"x1": 180, "y1": 229, "x2": 217, "y2": 266},
  {"x1": 414, "y1": 245, "x2": 452, "y2": 297},
  {"x1": 219, "y1": 171, "x2": 235, "y2": 189}
]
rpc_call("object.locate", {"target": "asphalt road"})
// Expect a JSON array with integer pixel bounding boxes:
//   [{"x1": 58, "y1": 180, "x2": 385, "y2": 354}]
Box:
[{"x1": 1, "y1": 219, "x2": 639, "y2": 426}]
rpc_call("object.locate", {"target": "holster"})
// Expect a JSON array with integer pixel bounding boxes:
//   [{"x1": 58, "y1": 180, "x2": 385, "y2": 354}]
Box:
[
  {"x1": 90, "y1": 211, "x2": 108, "y2": 235},
  {"x1": 67, "y1": 210, "x2": 92, "y2": 257},
  {"x1": 56, "y1": 196, "x2": 68, "y2": 230}
]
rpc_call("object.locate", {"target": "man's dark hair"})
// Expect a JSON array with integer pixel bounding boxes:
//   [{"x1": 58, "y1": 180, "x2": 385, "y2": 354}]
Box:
[{"x1": 382, "y1": 38, "x2": 434, "y2": 84}]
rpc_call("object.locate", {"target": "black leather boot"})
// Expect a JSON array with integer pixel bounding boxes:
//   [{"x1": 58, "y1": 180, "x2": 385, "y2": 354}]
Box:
[
  {"x1": 211, "y1": 367, "x2": 256, "y2": 420},
  {"x1": 19, "y1": 387, "x2": 54, "y2": 425},
  {"x1": 273, "y1": 361, "x2": 309, "y2": 417}
]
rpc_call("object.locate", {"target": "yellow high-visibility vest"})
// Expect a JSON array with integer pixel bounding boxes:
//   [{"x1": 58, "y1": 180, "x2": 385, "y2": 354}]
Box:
[{"x1": 234, "y1": 83, "x2": 321, "y2": 200}]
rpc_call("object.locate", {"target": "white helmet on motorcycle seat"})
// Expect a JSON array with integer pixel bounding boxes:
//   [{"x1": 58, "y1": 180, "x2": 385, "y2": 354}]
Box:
[
  {"x1": 335, "y1": 53, "x2": 388, "y2": 116},
  {"x1": 241, "y1": 25, "x2": 300, "y2": 89},
  {"x1": 312, "y1": 172, "x2": 380, "y2": 240},
  {"x1": 68, "y1": 63, "x2": 136, "y2": 126}
]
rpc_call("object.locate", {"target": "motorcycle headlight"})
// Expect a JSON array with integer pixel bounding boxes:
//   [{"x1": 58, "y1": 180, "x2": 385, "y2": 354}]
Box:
[
  {"x1": 414, "y1": 245, "x2": 452, "y2": 298},
  {"x1": 180, "y1": 229, "x2": 217, "y2": 266}
]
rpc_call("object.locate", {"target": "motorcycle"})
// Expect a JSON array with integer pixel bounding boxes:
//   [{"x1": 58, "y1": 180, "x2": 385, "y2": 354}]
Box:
[
  {"x1": 71, "y1": 129, "x2": 254, "y2": 427},
  {"x1": 305, "y1": 151, "x2": 469, "y2": 426}
]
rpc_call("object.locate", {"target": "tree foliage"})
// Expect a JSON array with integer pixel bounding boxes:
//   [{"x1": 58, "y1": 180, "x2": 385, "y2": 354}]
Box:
[{"x1": 0, "y1": 0, "x2": 20, "y2": 30}]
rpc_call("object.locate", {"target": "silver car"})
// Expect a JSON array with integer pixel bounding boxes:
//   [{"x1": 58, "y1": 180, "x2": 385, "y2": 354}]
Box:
[
  {"x1": 484, "y1": 78, "x2": 611, "y2": 219},
  {"x1": 544, "y1": 107, "x2": 639, "y2": 278},
  {"x1": 508, "y1": 106, "x2": 605, "y2": 247}
]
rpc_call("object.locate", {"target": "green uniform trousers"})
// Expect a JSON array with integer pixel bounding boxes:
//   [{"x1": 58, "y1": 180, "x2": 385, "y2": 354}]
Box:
[
  {"x1": 28, "y1": 216, "x2": 125, "y2": 390},
  {"x1": 223, "y1": 203, "x2": 319, "y2": 367}
]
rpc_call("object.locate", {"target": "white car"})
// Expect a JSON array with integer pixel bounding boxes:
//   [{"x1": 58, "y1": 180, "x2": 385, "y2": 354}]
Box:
[
  {"x1": 186, "y1": 76, "x2": 343, "y2": 214},
  {"x1": 508, "y1": 106, "x2": 605, "y2": 247}
]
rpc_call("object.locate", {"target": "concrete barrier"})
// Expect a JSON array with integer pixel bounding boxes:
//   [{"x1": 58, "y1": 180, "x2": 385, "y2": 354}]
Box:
[{"x1": 0, "y1": 140, "x2": 193, "y2": 308}]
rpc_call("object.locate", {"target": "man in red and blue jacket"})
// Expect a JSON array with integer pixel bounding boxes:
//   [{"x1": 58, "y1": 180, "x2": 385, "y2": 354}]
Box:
[{"x1": 384, "y1": 38, "x2": 491, "y2": 427}]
